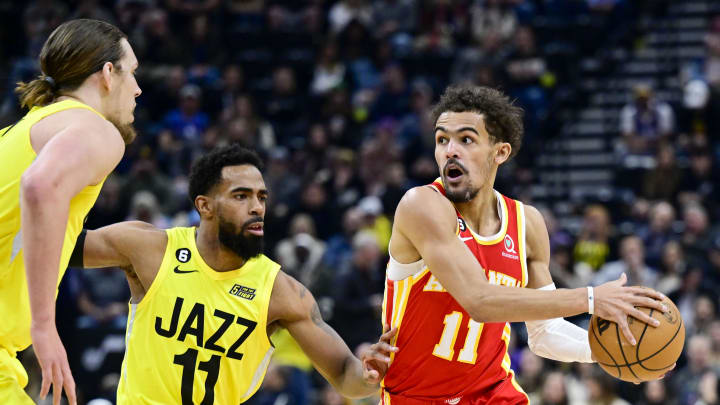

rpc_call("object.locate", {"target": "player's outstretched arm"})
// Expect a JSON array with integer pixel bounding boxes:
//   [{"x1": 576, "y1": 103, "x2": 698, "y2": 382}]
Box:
[
  {"x1": 21, "y1": 111, "x2": 124, "y2": 405},
  {"x1": 392, "y1": 187, "x2": 666, "y2": 337},
  {"x1": 270, "y1": 273, "x2": 397, "y2": 398}
]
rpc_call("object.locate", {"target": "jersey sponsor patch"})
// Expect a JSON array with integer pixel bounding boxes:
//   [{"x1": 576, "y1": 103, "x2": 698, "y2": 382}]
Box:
[{"x1": 229, "y1": 284, "x2": 256, "y2": 300}]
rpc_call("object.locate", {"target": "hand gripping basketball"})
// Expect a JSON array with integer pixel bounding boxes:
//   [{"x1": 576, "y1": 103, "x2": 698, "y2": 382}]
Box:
[
  {"x1": 589, "y1": 280, "x2": 685, "y2": 383},
  {"x1": 591, "y1": 273, "x2": 668, "y2": 346}
]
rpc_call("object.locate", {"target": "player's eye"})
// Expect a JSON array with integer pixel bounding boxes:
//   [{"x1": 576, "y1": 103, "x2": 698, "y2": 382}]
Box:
[
  {"x1": 437, "y1": 137, "x2": 448, "y2": 145},
  {"x1": 235, "y1": 194, "x2": 247, "y2": 200},
  {"x1": 462, "y1": 136, "x2": 473, "y2": 144}
]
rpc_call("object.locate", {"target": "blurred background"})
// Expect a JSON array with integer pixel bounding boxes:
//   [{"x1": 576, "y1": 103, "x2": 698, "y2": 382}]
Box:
[{"x1": 2, "y1": 0, "x2": 720, "y2": 404}]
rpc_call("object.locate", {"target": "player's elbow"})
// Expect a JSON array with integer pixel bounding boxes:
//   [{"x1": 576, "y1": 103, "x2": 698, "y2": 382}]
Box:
[{"x1": 20, "y1": 171, "x2": 56, "y2": 207}]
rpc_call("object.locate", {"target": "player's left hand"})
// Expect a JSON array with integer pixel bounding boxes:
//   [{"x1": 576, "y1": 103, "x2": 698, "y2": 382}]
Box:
[{"x1": 361, "y1": 327, "x2": 398, "y2": 384}]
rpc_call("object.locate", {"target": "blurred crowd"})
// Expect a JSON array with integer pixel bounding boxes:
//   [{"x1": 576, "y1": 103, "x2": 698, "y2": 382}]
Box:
[{"x1": 2, "y1": 0, "x2": 720, "y2": 404}]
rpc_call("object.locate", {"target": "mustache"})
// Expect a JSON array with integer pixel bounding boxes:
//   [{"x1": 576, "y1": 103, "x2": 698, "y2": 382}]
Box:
[
  {"x1": 242, "y1": 216, "x2": 264, "y2": 230},
  {"x1": 444, "y1": 158, "x2": 468, "y2": 173}
]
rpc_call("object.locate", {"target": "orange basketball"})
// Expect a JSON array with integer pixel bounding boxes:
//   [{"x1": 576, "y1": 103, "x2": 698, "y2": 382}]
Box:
[{"x1": 588, "y1": 290, "x2": 685, "y2": 383}]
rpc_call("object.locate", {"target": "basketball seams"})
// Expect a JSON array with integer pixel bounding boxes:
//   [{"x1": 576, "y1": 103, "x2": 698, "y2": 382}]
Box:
[
  {"x1": 596, "y1": 318, "x2": 683, "y2": 370},
  {"x1": 590, "y1": 317, "x2": 622, "y2": 378},
  {"x1": 613, "y1": 322, "x2": 640, "y2": 381}
]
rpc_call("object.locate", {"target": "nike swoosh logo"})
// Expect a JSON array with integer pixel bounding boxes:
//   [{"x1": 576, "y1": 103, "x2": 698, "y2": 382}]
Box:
[
  {"x1": 459, "y1": 236, "x2": 474, "y2": 242},
  {"x1": 174, "y1": 266, "x2": 198, "y2": 274}
]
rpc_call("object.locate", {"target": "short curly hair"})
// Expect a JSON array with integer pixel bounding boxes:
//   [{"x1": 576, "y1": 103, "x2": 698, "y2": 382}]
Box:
[
  {"x1": 188, "y1": 144, "x2": 264, "y2": 204},
  {"x1": 431, "y1": 85, "x2": 524, "y2": 158}
]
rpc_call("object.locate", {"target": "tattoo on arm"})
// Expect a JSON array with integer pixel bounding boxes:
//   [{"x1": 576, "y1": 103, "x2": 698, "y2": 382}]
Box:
[{"x1": 311, "y1": 301, "x2": 338, "y2": 337}]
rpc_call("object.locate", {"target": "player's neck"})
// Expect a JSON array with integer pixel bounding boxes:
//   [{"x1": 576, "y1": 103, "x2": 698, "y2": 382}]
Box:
[
  {"x1": 55, "y1": 87, "x2": 104, "y2": 116},
  {"x1": 195, "y1": 224, "x2": 247, "y2": 272},
  {"x1": 454, "y1": 185, "x2": 500, "y2": 236}
]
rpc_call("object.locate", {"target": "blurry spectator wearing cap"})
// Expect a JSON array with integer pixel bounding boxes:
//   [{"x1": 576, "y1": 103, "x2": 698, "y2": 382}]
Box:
[
  {"x1": 332, "y1": 231, "x2": 384, "y2": 351},
  {"x1": 163, "y1": 83, "x2": 210, "y2": 145},
  {"x1": 592, "y1": 235, "x2": 658, "y2": 289},
  {"x1": 619, "y1": 84, "x2": 675, "y2": 157},
  {"x1": 677, "y1": 80, "x2": 711, "y2": 136},
  {"x1": 329, "y1": 0, "x2": 373, "y2": 34},
  {"x1": 673, "y1": 335, "x2": 720, "y2": 405},
  {"x1": 356, "y1": 196, "x2": 392, "y2": 255}
]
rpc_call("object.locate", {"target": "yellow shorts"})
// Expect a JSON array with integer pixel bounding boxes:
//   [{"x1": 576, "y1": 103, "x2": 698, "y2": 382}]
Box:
[{"x1": 0, "y1": 347, "x2": 33, "y2": 405}]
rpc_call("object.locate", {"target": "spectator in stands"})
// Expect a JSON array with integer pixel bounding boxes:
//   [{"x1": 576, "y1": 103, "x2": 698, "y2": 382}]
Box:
[
  {"x1": 529, "y1": 371, "x2": 569, "y2": 405},
  {"x1": 311, "y1": 41, "x2": 347, "y2": 96},
  {"x1": 263, "y1": 66, "x2": 306, "y2": 141},
  {"x1": 275, "y1": 214, "x2": 327, "y2": 291},
  {"x1": 656, "y1": 241, "x2": 686, "y2": 295},
  {"x1": 673, "y1": 335, "x2": 720, "y2": 405},
  {"x1": 329, "y1": 0, "x2": 373, "y2": 34},
  {"x1": 619, "y1": 84, "x2": 675, "y2": 155},
  {"x1": 76, "y1": 268, "x2": 130, "y2": 330},
  {"x1": 583, "y1": 369, "x2": 631, "y2": 405},
  {"x1": 332, "y1": 231, "x2": 384, "y2": 351},
  {"x1": 680, "y1": 203, "x2": 711, "y2": 266},
  {"x1": 370, "y1": 0, "x2": 416, "y2": 39},
  {"x1": 637, "y1": 379, "x2": 675, "y2": 405},
  {"x1": 642, "y1": 143, "x2": 683, "y2": 201},
  {"x1": 324, "y1": 208, "x2": 364, "y2": 275},
  {"x1": 573, "y1": 204, "x2": 612, "y2": 274},
  {"x1": 592, "y1": 235, "x2": 658, "y2": 289},
  {"x1": 637, "y1": 201, "x2": 679, "y2": 268},
  {"x1": 163, "y1": 83, "x2": 210, "y2": 145}
]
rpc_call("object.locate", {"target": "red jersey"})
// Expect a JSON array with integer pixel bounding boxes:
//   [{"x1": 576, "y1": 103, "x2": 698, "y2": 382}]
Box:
[{"x1": 381, "y1": 179, "x2": 529, "y2": 404}]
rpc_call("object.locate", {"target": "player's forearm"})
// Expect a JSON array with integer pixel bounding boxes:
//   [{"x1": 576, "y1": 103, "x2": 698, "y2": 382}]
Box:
[
  {"x1": 334, "y1": 355, "x2": 379, "y2": 398},
  {"x1": 466, "y1": 285, "x2": 588, "y2": 323},
  {"x1": 21, "y1": 179, "x2": 70, "y2": 325}
]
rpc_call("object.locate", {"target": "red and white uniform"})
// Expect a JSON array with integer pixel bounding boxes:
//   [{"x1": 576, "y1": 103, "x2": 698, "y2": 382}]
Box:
[{"x1": 381, "y1": 179, "x2": 529, "y2": 405}]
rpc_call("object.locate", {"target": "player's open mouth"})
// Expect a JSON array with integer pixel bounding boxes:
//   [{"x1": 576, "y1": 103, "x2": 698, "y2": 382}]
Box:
[
  {"x1": 445, "y1": 164, "x2": 465, "y2": 182},
  {"x1": 246, "y1": 223, "x2": 264, "y2": 236}
]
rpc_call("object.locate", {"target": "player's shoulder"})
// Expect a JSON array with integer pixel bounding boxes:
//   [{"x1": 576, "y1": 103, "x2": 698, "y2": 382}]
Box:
[
  {"x1": 522, "y1": 204, "x2": 547, "y2": 234},
  {"x1": 269, "y1": 271, "x2": 313, "y2": 324},
  {"x1": 397, "y1": 185, "x2": 455, "y2": 218}
]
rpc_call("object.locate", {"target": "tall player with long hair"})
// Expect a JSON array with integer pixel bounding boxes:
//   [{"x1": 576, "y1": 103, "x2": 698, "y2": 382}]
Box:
[
  {"x1": 0, "y1": 19, "x2": 140, "y2": 405},
  {"x1": 381, "y1": 85, "x2": 669, "y2": 404}
]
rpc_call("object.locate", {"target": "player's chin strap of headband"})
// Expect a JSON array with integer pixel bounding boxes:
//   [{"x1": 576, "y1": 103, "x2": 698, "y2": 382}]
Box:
[{"x1": 525, "y1": 283, "x2": 595, "y2": 363}]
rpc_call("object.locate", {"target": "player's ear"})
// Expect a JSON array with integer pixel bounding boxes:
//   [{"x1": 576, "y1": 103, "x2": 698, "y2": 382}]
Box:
[
  {"x1": 495, "y1": 142, "x2": 511, "y2": 165},
  {"x1": 195, "y1": 195, "x2": 213, "y2": 218},
  {"x1": 99, "y1": 61, "x2": 114, "y2": 92}
]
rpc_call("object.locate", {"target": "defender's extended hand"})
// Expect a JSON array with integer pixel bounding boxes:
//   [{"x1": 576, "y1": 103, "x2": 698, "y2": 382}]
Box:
[{"x1": 362, "y1": 327, "x2": 399, "y2": 384}]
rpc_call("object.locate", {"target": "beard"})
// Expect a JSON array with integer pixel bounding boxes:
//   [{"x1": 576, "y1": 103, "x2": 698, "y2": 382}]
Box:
[
  {"x1": 218, "y1": 216, "x2": 264, "y2": 260},
  {"x1": 444, "y1": 183, "x2": 480, "y2": 203},
  {"x1": 442, "y1": 158, "x2": 480, "y2": 203},
  {"x1": 107, "y1": 116, "x2": 137, "y2": 145}
]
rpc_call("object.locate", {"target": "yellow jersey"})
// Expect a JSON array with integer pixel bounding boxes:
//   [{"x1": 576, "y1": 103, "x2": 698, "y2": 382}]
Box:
[
  {"x1": 0, "y1": 100, "x2": 106, "y2": 355},
  {"x1": 117, "y1": 227, "x2": 281, "y2": 405}
]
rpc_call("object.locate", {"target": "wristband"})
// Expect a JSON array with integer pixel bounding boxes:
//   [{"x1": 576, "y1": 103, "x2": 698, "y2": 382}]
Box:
[{"x1": 587, "y1": 286, "x2": 594, "y2": 315}]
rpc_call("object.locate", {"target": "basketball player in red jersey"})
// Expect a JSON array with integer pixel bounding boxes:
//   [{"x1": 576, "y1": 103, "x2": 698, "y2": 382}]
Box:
[{"x1": 381, "y1": 86, "x2": 669, "y2": 404}]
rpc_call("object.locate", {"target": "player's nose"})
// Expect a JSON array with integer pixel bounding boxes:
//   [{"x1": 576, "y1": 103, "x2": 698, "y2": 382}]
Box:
[{"x1": 445, "y1": 139, "x2": 460, "y2": 159}]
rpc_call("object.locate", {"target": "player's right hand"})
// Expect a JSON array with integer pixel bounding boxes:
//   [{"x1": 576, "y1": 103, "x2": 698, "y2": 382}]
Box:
[
  {"x1": 31, "y1": 322, "x2": 77, "y2": 405},
  {"x1": 592, "y1": 273, "x2": 668, "y2": 346},
  {"x1": 361, "y1": 327, "x2": 399, "y2": 384}
]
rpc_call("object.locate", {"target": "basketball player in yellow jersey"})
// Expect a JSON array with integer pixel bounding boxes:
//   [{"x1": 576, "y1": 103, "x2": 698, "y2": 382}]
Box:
[
  {"x1": 0, "y1": 19, "x2": 141, "y2": 405},
  {"x1": 71, "y1": 145, "x2": 397, "y2": 404}
]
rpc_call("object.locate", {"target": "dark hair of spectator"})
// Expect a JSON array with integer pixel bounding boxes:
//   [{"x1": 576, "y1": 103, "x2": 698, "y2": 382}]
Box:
[
  {"x1": 15, "y1": 19, "x2": 127, "y2": 109},
  {"x1": 188, "y1": 144, "x2": 264, "y2": 205},
  {"x1": 431, "y1": 85, "x2": 525, "y2": 158}
]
